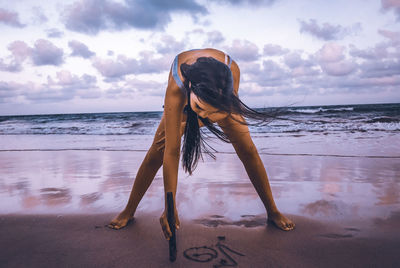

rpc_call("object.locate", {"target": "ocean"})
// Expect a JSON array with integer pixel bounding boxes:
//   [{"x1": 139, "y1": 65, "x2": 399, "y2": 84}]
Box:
[{"x1": 1, "y1": 103, "x2": 399, "y2": 136}]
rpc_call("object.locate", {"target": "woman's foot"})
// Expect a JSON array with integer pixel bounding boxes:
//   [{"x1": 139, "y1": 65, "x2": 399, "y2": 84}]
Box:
[
  {"x1": 267, "y1": 212, "x2": 295, "y2": 231},
  {"x1": 107, "y1": 210, "x2": 134, "y2": 230}
]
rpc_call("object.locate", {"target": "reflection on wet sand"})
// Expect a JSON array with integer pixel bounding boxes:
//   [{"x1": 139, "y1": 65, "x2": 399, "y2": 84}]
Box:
[
  {"x1": 40, "y1": 187, "x2": 71, "y2": 206},
  {"x1": 0, "y1": 150, "x2": 399, "y2": 226},
  {"x1": 80, "y1": 192, "x2": 102, "y2": 205}
]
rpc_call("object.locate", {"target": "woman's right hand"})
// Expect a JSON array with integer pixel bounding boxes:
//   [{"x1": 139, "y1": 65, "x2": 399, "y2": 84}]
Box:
[{"x1": 159, "y1": 209, "x2": 180, "y2": 240}]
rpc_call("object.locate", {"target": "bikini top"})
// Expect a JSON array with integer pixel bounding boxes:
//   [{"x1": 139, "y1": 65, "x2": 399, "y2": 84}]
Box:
[{"x1": 171, "y1": 50, "x2": 233, "y2": 94}]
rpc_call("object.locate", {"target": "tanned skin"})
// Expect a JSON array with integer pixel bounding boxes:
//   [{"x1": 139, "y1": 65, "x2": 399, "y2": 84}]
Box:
[{"x1": 107, "y1": 48, "x2": 295, "y2": 238}]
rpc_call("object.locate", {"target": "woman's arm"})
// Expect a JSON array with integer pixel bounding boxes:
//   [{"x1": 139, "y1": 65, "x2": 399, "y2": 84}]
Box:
[
  {"x1": 160, "y1": 72, "x2": 185, "y2": 239},
  {"x1": 163, "y1": 73, "x2": 185, "y2": 198}
]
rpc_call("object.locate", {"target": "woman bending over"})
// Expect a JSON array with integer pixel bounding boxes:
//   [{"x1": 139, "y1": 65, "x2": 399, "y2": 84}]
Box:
[{"x1": 108, "y1": 48, "x2": 295, "y2": 239}]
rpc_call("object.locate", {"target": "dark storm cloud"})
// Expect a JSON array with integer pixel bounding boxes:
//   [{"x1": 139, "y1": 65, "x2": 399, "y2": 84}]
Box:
[
  {"x1": 0, "y1": 8, "x2": 25, "y2": 28},
  {"x1": 31, "y1": 39, "x2": 64, "y2": 66},
  {"x1": 381, "y1": 0, "x2": 400, "y2": 21},
  {"x1": 68, "y1": 40, "x2": 96, "y2": 58},
  {"x1": 62, "y1": 0, "x2": 207, "y2": 35},
  {"x1": 299, "y1": 19, "x2": 362, "y2": 41}
]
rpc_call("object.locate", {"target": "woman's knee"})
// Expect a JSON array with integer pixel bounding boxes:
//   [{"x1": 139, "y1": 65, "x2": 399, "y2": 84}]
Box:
[{"x1": 144, "y1": 143, "x2": 164, "y2": 166}]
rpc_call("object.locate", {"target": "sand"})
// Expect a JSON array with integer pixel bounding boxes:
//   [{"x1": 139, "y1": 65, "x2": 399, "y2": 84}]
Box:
[
  {"x1": 0, "y1": 133, "x2": 399, "y2": 267},
  {"x1": 0, "y1": 212, "x2": 399, "y2": 268}
]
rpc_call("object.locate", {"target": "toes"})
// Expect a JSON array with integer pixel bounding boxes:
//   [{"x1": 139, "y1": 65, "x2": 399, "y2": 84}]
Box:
[
  {"x1": 107, "y1": 222, "x2": 121, "y2": 230},
  {"x1": 285, "y1": 222, "x2": 295, "y2": 230}
]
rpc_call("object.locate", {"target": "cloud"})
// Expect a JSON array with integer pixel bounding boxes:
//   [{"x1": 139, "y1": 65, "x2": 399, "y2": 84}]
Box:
[
  {"x1": 299, "y1": 19, "x2": 362, "y2": 41},
  {"x1": 31, "y1": 6, "x2": 48, "y2": 24},
  {"x1": 318, "y1": 42, "x2": 345, "y2": 62},
  {"x1": 46, "y1": 28, "x2": 64, "y2": 38},
  {"x1": 359, "y1": 59, "x2": 400, "y2": 78},
  {"x1": 349, "y1": 29, "x2": 400, "y2": 61},
  {"x1": 68, "y1": 40, "x2": 96, "y2": 58},
  {"x1": 92, "y1": 51, "x2": 170, "y2": 79},
  {"x1": 284, "y1": 52, "x2": 313, "y2": 69},
  {"x1": 317, "y1": 43, "x2": 357, "y2": 76},
  {"x1": 225, "y1": 39, "x2": 260, "y2": 62},
  {"x1": 0, "y1": 41, "x2": 31, "y2": 73},
  {"x1": 0, "y1": 60, "x2": 21, "y2": 72},
  {"x1": 263, "y1": 44, "x2": 289, "y2": 56},
  {"x1": 336, "y1": 74, "x2": 400, "y2": 91},
  {"x1": 9, "y1": 41, "x2": 31, "y2": 63},
  {"x1": 381, "y1": 0, "x2": 400, "y2": 21},
  {"x1": 212, "y1": 0, "x2": 276, "y2": 6},
  {"x1": 92, "y1": 56, "x2": 137, "y2": 79},
  {"x1": 0, "y1": 81, "x2": 23, "y2": 102},
  {"x1": 0, "y1": 71, "x2": 100, "y2": 103},
  {"x1": 206, "y1": 31, "x2": 225, "y2": 46},
  {"x1": 106, "y1": 78, "x2": 166, "y2": 98},
  {"x1": 31, "y1": 39, "x2": 64, "y2": 66},
  {"x1": 0, "y1": 8, "x2": 25, "y2": 28},
  {"x1": 283, "y1": 52, "x2": 320, "y2": 77},
  {"x1": 378, "y1": 29, "x2": 400, "y2": 45},
  {"x1": 154, "y1": 35, "x2": 186, "y2": 54},
  {"x1": 349, "y1": 43, "x2": 389, "y2": 60},
  {"x1": 62, "y1": 0, "x2": 207, "y2": 35},
  {"x1": 242, "y1": 60, "x2": 289, "y2": 94},
  {"x1": 183, "y1": 28, "x2": 226, "y2": 48},
  {"x1": 320, "y1": 61, "x2": 357, "y2": 77}
]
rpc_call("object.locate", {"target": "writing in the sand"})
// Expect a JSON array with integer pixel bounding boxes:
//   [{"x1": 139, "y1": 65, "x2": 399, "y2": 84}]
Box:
[{"x1": 183, "y1": 237, "x2": 245, "y2": 267}]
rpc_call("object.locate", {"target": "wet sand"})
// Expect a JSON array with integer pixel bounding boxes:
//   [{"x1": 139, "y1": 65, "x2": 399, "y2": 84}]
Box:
[
  {"x1": 0, "y1": 135, "x2": 400, "y2": 267},
  {"x1": 1, "y1": 212, "x2": 399, "y2": 268}
]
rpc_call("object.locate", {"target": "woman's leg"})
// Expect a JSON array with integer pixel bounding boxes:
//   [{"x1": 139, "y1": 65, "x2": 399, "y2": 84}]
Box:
[
  {"x1": 108, "y1": 115, "x2": 167, "y2": 230},
  {"x1": 218, "y1": 115, "x2": 295, "y2": 231}
]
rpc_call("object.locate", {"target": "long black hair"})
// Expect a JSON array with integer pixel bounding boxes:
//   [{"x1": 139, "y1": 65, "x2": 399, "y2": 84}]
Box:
[{"x1": 180, "y1": 57, "x2": 275, "y2": 175}]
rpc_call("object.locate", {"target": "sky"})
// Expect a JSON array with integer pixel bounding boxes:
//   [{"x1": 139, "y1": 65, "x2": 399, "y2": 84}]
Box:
[{"x1": 0, "y1": 0, "x2": 399, "y2": 115}]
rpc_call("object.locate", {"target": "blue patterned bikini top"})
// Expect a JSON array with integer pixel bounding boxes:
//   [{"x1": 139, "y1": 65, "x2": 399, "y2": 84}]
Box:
[{"x1": 171, "y1": 50, "x2": 233, "y2": 94}]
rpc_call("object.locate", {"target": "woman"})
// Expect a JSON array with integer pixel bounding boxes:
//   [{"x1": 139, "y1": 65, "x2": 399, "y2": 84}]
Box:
[{"x1": 107, "y1": 48, "x2": 295, "y2": 239}]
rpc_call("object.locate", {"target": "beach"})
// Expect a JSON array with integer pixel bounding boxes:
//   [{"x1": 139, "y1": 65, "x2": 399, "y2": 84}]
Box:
[
  {"x1": 1, "y1": 212, "x2": 399, "y2": 268},
  {"x1": 0, "y1": 104, "x2": 399, "y2": 267}
]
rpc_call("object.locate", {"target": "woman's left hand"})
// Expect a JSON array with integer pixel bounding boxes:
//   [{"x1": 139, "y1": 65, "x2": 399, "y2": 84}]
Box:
[{"x1": 159, "y1": 209, "x2": 181, "y2": 240}]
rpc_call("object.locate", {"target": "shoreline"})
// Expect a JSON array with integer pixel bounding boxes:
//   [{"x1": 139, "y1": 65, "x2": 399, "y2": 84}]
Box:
[{"x1": 1, "y1": 148, "x2": 399, "y2": 159}]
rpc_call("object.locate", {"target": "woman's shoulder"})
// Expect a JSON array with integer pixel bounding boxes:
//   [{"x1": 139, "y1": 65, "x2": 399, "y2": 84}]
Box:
[{"x1": 178, "y1": 48, "x2": 226, "y2": 58}]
